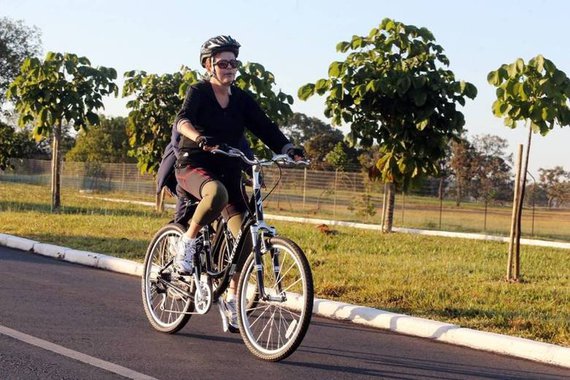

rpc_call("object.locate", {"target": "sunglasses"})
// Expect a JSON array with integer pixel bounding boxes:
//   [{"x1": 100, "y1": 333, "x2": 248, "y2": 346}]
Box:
[{"x1": 213, "y1": 59, "x2": 241, "y2": 69}]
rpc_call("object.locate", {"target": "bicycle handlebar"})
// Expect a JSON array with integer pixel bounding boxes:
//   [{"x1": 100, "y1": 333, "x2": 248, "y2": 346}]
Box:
[{"x1": 211, "y1": 146, "x2": 310, "y2": 167}]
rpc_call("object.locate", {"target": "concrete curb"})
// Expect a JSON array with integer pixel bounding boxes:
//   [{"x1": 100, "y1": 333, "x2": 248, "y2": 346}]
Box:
[
  {"x1": 313, "y1": 300, "x2": 570, "y2": 368},
  {"x1": 1, "y1": 233, "x2": 569, "y2": 368}
]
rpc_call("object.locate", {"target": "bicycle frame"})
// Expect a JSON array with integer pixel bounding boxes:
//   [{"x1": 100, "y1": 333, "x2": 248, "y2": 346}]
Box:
[
  {"x1": 198, "y1": 157, "x2": 280, "y2": 302},
  {"x1": 201, "y1": 148, "x2": 304, "y2": 303},
  {"x1": 158, "y1": 147, "x2": 306, "y2": 305}
]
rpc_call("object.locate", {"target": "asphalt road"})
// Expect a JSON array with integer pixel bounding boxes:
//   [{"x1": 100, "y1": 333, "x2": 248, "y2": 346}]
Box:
[{"x1": 1, "y1": 246, "x2": 568, "y2": 380}]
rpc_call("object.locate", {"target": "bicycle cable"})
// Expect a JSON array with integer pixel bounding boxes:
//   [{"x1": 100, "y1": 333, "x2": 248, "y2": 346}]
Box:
[{"x1": 262, "y1": 163, "x2": 282, "y2": 202}]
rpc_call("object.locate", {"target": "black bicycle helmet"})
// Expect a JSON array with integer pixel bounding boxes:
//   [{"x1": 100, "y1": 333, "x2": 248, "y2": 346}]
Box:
[{"x1": 200, "y1": 35, "x2": 241, "y2": 68}]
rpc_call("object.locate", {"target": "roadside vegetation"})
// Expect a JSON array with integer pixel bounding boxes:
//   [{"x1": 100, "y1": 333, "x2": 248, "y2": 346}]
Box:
[{"x1": 1, "y1": 182, "x2": 568, "y2": 347}]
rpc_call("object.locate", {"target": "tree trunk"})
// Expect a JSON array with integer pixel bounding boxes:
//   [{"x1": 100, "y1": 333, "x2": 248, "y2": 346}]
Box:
[
  {"x1": 380, "y1": 183, "x2": 388, "y2": 231},
  {"x1": 51, "y1": 122, "x2": 62, "y2": 212},
  {"x1": 382, "y1": 182, "x2": 395, "y2": 233},
  {"x1": 514, "y1": 125, "x2": 533, "y2": 280},
  {"x1": 508, "y1": 144, "x2": 523, "y2": 281}
]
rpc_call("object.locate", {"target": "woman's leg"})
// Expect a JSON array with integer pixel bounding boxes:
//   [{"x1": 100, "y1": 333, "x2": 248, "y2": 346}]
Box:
[
  {"x1": 174, "y1": 166, "x2": 229, "y2": 273},
  {"x1": 226, "y1": 214, "x2": 245, "y2": 295},
  {"x1": 183, "y1": 180, "x2": 228, "y2": 239}
]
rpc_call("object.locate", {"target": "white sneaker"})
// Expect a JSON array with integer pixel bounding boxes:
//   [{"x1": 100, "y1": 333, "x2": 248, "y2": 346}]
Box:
[
  {"x1": 224, "y1": 297, "x2": 238, "y2": 330},
  {"x1": 175, "y1": 236, "x2": 196, "y2": 274}
]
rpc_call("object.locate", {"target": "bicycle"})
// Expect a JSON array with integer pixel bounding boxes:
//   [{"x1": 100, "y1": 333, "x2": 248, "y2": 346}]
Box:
[{"x1": 141, "y1": 146, "x2": 314, "y2": 361}]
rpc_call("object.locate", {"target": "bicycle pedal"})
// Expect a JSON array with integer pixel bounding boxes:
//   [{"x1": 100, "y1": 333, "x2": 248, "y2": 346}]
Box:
[{"x1": 217, "y1": 303, "x2": 229, "y2": 332}]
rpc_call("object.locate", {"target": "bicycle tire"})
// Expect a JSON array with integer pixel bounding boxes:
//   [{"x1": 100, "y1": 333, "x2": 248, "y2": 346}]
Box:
[
  {"x1": 236, "y1": 236, "x2": 313, "y2": 361},
  {"x1": 141, "y1": 223, "x2": 193, "y2": 333}
]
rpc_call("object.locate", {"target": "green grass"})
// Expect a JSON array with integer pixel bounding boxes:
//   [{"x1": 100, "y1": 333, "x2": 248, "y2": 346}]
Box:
[
  {"x1": 1, "y1": 182, "x2": 569, "y2": 347},
  {"x1": 263, "y1": 188, "x2": 570, "y2": 242}
]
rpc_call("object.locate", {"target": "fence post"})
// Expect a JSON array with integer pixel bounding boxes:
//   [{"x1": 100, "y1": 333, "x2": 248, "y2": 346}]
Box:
[
  {"x1": 303, "y1": 167, "x2": 307, "y2": 210},
  {"x1": 401, "y1": 191, "x2": 405, "y2": 225},
  {"x1": 333, "y1": 169, "x2": 338, "y2": 218},
  {"x1": 121, "y1": 163, "x2": 126, "y2": 191}
]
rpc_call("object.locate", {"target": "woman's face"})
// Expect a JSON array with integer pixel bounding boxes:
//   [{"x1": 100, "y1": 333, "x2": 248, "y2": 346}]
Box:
[{"x1": 209, "y1": 51, "x2": 238, "y2": 85}]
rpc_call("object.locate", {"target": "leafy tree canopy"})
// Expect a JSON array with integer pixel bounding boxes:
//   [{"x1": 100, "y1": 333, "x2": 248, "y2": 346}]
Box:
[
  {"x1": 325, "y1": 141, "x2": 360, "y2": 171},
  {"x1": 123, "y1": 68, "x2": 196, "y2": 173},
  {"x1": 0, "y1": 17, "x2": 42, "y2": 106},
  {"x1": 488, "y1": 55, "x2": 570, "y2": 134},
  {"x1": 470, "y1": 134, "x2": 513, "y2": 202},
  {"x1": 304, "y1": 133, "x2": 344, "y2": 170},
  {"x1": 66, "y1": 115, "x2": 134, "y2": 163},
  {"x1": 7, "y1": 51, "x2": 118, "y2": 136},
  {"x1": 299, "y1": 18, "x2": 477, "y2": 188},
  {"x1": 538, "y1": 166, "x2": 570, "y2": 208},
  {"x1": 280, "y1": 112, "x2": 343, "y2": 146}
]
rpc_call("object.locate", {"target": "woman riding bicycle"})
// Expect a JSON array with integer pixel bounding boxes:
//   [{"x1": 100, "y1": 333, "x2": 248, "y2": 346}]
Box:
[{"x1": 174, "y1": 35, "x2": 303, "y2": 330}]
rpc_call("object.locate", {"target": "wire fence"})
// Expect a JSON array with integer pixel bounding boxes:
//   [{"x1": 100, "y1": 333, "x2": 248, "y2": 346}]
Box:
[{"x1": 2, "y1": 158, "x2": 569, "y2": 242}]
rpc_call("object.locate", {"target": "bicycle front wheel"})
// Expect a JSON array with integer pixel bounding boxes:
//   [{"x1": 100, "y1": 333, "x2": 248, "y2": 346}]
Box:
[
  {"x1": 237, "y1": 236, "x2": 313, "y2": 361},
  {"x1": 141, "y1": 223, "x2": 193, "y2": 333}
]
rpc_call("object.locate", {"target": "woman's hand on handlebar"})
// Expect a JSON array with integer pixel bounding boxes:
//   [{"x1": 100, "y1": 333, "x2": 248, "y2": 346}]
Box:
[
  {"x1": 196, "y1": 135, "x2": 223, "y2": 152},
  {"x1": 286, "y1": 146, "x2": 306, "y2": 162}
]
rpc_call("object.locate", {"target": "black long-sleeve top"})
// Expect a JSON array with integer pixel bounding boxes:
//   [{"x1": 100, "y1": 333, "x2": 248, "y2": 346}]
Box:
[{"x1": 175, "y1": 81, "x2": 290, "y2": 171}]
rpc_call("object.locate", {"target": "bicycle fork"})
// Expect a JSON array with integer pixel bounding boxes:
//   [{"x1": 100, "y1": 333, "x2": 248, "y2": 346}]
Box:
[{"x1": 250, "y1": 224, "x2": 286, "y2": 302}]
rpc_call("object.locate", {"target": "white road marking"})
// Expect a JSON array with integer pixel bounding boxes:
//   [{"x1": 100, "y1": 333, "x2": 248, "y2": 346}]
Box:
[{"x1": 0, "y1": 324, "x2": 158, "y2": 380}]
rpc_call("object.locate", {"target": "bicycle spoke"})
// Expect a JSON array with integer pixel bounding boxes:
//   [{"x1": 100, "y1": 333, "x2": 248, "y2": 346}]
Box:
[
  {"x1": 271, "y1": 304, "x2": 301, "y2": 319},
  {"x1": 255, "y1": 306, "x2": 275, "y2": 344},
  {"x1": 246, "y1": 303, "x2": 269, "y2": 313},
  {"x1": 142, "y1": 225, "x2": 193, "y2": 332},
  {"x1": 265, "y1": 310, "x2": 274, "y2": 350},
  {"x1": 276, "y1": 260, "x2": 298, "y2": 286},
  {"x1": 280, "y1": 277, "x2": 303, "y2": 294},
  {"x1": 248, "y1": 303, "x2": 272, "y2": 328},
  {"x1": 238, "y1": 237, "x2": 313, "y2": 360}
]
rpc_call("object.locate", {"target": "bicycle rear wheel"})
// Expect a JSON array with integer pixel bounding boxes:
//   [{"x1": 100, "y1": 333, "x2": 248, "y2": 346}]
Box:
[
  {"x1": 236, "y1": 236, "x2": 313, "y2": 361},
  {"x1": 211, "y1": 223, "x2": 232, "y2": 299},
  {"x1": 141, "y1": 223, "x2": 193, "y2": 333}
]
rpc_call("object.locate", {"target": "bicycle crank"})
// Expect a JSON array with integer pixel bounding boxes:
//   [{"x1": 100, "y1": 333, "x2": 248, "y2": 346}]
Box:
[{"x1": 193, "y1": 273, "x2": 213, "y2": 314}]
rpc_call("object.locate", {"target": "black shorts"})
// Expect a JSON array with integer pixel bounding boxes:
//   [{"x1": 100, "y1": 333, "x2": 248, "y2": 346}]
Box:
[{"x1": 175, "y1": 165, "x2": 247, "y2": 220}]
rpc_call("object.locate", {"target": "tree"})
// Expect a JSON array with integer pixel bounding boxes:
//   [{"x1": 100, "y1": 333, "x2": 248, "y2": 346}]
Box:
[
  {"x1": 123, "y1": 68, "x2": 196, "y2": 174},
  {"x1": 304, "y1": 133, "x2": 344, "y2": 170},
  {"x1": 7, "y1": 52, "x2": 118, "y2": 211},
  {"x1": 488, "y1": 55, "x2": 570, "y2": 280},
  {"x1": 524, "y1": 182, "x2": 547, "y2": 207},
  {"x1": 470, "y1": 135, "x2": 513, "y2": 203},
  {"x1": 280, "y1": 112, "x2": 343, "y2": 145},
  {"x1": 0, "y1": 120, "x2": 18, "y2": 169},
  {"x1": 0, "y1": 17, "x2": 42, "y2": 107},
  {"x1": 325, "y1": 141, "x2": 359, "y2": 171},
  {"x1": 299, "y1": 18, "x2": 476, "y2": 231},
  {"x1": 470, "y1": 134, "x2": 513, "y2": 230},
  {"x1": 538, "y1": 166, "x2": 570, "y2": 208},
  {"x1": 66, "y1": 116, "x2": 134, "y2": 163},
  {"x1": 448, "y1": 137, "x2": 475, "y2": 206}
]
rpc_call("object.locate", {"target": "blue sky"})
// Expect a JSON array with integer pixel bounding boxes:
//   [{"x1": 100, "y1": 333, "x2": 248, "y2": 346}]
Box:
[{"x1": 2, "y1": 0, "x2": 569, "y2": 175}]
